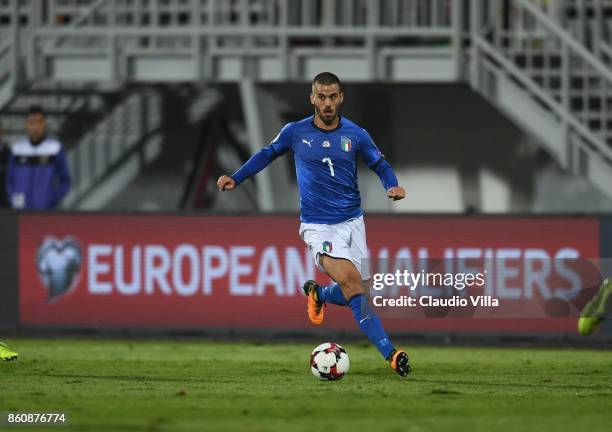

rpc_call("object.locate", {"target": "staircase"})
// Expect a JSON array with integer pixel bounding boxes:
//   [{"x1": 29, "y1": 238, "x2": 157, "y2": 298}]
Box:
[
  {"x1": 0, "y1": 0, "x2": 27, "y2": 109},
  {"x1": 103, "y1": 85, "x2": 222, "y2": 211},
  {"x1": 62, "y1": 87, "x2": 164, "y2": 209},
  {"x1": 468, "y1": 0, "x2": 612, "y2": 200}
]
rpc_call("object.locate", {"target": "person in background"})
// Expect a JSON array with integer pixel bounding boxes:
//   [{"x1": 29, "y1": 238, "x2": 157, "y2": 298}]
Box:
[{"x1": 6, "y1": 106, "x2": 71, "y2": 210}]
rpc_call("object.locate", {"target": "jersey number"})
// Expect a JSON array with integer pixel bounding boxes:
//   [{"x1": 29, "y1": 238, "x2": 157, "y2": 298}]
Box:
[{"x1": 322, "y1": 157, "x2": 335, "y2": 177}]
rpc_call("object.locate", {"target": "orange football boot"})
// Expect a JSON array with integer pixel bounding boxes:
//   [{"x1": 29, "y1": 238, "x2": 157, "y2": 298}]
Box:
[
  {"x1": 388, "y1": 349, "x2": 412, "y2": 377},
  {"x1": 303, "y1": 280, "x2": 325, "y2": 326}
]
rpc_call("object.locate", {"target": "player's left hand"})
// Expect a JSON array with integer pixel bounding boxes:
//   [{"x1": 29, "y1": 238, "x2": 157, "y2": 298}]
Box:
[{"x1": 387, "y1": 186, "x2": 406, "y2": 201}]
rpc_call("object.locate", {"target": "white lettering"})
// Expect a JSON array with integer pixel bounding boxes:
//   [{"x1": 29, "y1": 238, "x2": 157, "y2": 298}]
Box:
[
  {"x1": 115, "y1": 246, "x2": 141, "y2": 295},
  {"x1": 230, "y1": 246, "x2": 255, "y2": 295},
  {"x1": 496, "y1": 248, "x2": 521, "y2": 299},
  {"x1": 554, "y1": 248, "x2": 581, "y2": 299},
  {"x1": 256, "y1": 247, "x2": 284, "y2": 296},
  {"x1": 284, "y1": 247, "x2": 314, "y2": 296},
  {"x1": 202, "y1": 246, "x2": 228, "y2": 295},
  {"x1": 144, "y1": 245, "x2": 172, "y2": 295},
  {"x1": 523, "y1": 249, "x2": 551, "y2": 299},
  {"x1": 88, "y1": 245, "x2": 112, "y2": 294},
  {"x1": 172, "y1": 245, "x2": 199, "y2": 296}
]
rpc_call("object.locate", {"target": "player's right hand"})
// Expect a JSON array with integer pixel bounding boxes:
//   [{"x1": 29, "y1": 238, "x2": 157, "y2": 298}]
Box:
[{"x1": 217, "y1": 175, "x2": 236, "y2": 191}]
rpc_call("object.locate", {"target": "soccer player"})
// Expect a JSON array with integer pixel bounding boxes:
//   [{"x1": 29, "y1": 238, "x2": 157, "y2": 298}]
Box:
[
  {"x1": 217, "y1": 72, "x2": 411, "y2": 376},
  {"x1": 578, "y1": 278, "x2": 612, "y2": 335},
  {"x1": 0, "y1": 341, "x2": 18, "y2": 361}
]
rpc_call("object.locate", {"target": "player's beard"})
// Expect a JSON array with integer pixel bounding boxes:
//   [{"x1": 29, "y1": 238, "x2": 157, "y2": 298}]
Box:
[{"x1": 316, "y1": 106, "x2": 338, "y2": 126}]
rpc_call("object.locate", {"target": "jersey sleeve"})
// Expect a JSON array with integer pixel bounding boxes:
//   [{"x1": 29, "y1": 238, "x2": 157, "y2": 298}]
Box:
[
  {"x1": 358, "y1": 128, "x2": 399, "y2": 191},
  {"x1": 357, "y1": 128, "x2": 384, "y2": 167},
  {"x1": 230, "y1": 123, "x2": 294, "y2": 185},
  {"x1": 269, "y1": 122, "x2": 295, "y2": 155}
]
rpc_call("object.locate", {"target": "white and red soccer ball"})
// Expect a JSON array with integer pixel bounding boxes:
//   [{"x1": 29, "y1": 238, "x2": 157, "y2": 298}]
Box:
[{"x1": 310, "y1": 342, "x2": 350, "y2": 381}]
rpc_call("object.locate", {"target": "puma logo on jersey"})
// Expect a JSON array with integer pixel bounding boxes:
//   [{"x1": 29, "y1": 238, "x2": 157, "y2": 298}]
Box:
[{"x1": 302, "y1": 139, "x2": 313, "y2": 147}]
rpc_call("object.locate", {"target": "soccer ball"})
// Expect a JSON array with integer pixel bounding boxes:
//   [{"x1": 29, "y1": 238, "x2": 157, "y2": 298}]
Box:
[{"x1": 310, "y1": 342, "x2": 350, "y2": 380}]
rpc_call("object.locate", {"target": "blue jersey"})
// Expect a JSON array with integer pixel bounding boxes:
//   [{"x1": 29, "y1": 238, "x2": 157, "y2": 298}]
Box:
[
  {"x1": 231, "y1": 115, "x2": 398, "y2": 224},
  {"x1": 272, "y1": 116, "x2": 385, "y2": 224}
]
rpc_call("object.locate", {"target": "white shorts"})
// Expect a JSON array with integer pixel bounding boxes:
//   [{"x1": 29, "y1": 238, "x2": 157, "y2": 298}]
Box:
[{"x1": 299, "y1": 215, "x2": 370, "y2": 281}]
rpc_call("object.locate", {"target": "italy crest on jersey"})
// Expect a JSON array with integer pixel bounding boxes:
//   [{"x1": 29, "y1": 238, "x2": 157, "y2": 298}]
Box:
[{"x1": 341, "y1": 136, "x2": 352, "y2": 152}]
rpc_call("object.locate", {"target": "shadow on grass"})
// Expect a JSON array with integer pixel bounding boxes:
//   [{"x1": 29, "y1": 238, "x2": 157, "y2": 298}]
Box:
[
  {"x1": 45, "y1": 373, "x2": 222, "y2": 384},
  {"x1": 41, "y1": 371, "x2": 612, "y2": 394},
  {"x1": 411, "y1": 377, "x2": 611, "y2": 392}
]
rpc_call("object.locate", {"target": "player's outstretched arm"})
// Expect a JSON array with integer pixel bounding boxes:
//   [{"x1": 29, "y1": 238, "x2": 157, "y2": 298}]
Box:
[
  {"x1": 219, "y1": 122, "x2": 293, "y2": 192},
  {"x1": 217, "y1": 144, "x2": 282, "y2": 191},
  {"x1": 217, "y1": 175, "x2": 236, "y2": 191}
]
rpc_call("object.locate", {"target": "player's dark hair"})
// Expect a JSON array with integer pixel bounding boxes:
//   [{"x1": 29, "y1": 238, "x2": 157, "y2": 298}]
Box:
[
  {"x1": 312, "y1": 72, "x2": 343, "y2": 93},
  {"x1": 27, "y1": 105, "x2": 46, "y2": 117}
]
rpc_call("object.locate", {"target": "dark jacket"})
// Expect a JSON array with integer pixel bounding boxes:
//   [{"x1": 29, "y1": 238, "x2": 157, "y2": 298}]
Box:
[
  {"x1": 6, "y1": 137, "x2": 71, "y2": 210},
  {"x1": 0, "y1": 143, "x2": 9, "y2": 207}
]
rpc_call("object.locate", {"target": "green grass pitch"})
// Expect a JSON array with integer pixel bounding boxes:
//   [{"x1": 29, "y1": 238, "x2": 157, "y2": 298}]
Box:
[{"x1": 0, "y1": 338, "x2": 611, "y2": 431}]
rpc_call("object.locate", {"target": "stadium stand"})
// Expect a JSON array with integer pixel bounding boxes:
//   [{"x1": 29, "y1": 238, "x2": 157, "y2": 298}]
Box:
[{"x1": 1, "y1": 0, "x2": 612, "y2": 212}]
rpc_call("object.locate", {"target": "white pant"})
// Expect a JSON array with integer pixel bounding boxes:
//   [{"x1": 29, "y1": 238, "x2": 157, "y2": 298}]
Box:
[{"x1": 299, "y1": 215, "x2": 370, "y2": 281}]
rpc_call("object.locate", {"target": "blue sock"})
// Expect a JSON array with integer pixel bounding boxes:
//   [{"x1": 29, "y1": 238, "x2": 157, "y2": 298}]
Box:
[
  {"x1": 316, "y1": 283, "x2": 347, "y2": 306},
  {"x1": 349, "y1": 294, "x2": 395, "y2": 360}
]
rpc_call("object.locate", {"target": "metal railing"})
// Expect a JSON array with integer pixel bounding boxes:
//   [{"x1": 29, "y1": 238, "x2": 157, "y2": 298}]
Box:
[
  {"x1": 531, "y1": 0, "x2": 612, "y2": 65},
  {"x1": 18, "y1": 0, "x2": 460, "y2": 83},
  {"x1": 0, "y1": 1, "x2": 23, "y2": 109},
  {"x1": 471, "y1": 0, "x2": 612, "y2": 167},
  {"x1": 0, "y1": 0, "x2": 464, "y2": 85},
  {"x1": 2, "y1": 0, "x2": 454, "y2": 28},
  {"x1": 0, "y1": 37, "x2": 12, "y2": 107},
  {"x1": 63, "y1": 88, "x2": 163, "y2": 208}
]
